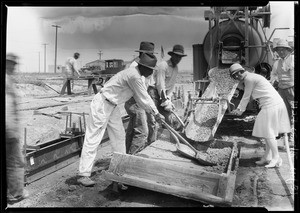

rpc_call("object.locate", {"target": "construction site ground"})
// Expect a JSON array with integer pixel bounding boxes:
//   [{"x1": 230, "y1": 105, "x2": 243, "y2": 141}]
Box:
[{"x1": 6, "y1": 73, "x2": 296, "y2": 210}]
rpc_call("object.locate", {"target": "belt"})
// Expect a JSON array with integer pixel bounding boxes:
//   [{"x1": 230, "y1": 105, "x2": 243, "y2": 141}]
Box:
[
  {"x1": 105, "y1": 98, "x2": 117, "y2": 107},
  {"x1": 99, "y1": 92, "x2": 117, "y2": 107}
]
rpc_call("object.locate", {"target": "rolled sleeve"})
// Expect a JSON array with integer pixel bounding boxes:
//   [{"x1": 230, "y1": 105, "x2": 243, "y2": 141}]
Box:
[{"x1": 128, "y1": 77, "x2": 159, "y2": 115}]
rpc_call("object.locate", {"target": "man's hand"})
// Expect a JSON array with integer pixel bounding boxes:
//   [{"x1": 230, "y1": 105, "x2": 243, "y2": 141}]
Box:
[
  {"x1": 161, "y1": 99, "x2": 174, "y2": 111},
  {"x1": 154, "y1": 113, "x2": 165, "y2": 125},
  {"x1": 164, "y1": 102, "x2": 175, "y2": 111},
  {"x1": 230, "y1": 109, "x2": 243, "y2": 116}
]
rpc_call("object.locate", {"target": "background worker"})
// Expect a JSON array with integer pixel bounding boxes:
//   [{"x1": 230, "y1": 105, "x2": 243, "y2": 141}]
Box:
[
  {"x1": 147, "y1": 44, "x2": 187, "y2": 143},
  {"x1": 269, "y1": 39, "x2": 294, "y2": 143},
  {"x1": 229, "y1": 63, "x2": 290, "y2": 168},
  {"x1": 125, "y1": 42, "x2": 157, "y2": 155},
  {"x1": 65, "y1": 52, "x2": 81, "y2": 89},
  {"x1": 6, "y1": 53, "x2": 29, "y2": 204},
  {"x1": 77, "y1": 53, "x2": 165, "y2": 187}
]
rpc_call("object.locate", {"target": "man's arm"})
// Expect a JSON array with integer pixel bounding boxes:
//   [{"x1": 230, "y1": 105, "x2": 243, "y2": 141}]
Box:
[
  {"x1": 72, "y1": 59, "x2": 81, "y2": 76},
  {"x1": 128, "y1": 77, "x2": 159, "y2": 115}
]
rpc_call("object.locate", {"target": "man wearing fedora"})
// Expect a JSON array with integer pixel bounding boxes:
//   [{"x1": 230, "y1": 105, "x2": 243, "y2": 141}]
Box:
[
  {"x1": 77, "y1": 52, "x2": 165, "y2": 187},
  {"x1": 6, "y1": 53, "x2": 29, "y2": 203},
  {"x1": 270, "y1": 39, "x2": 294, "y2": 143},
  {"x1": 147, "y1": 44, "x2": 187, "y2": 143},
  {"x1": 125, "y1": 42, "x2": 158, "y2": 155}
]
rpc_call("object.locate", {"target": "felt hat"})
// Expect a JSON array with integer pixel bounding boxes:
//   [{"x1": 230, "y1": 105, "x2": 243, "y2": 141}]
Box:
[
  {"x1": 274, "y1": 39, "x2": 292, "y2": 51},
  {"x1": 168, "y1": 44, "x2": 187, "y2": 57},
  {"x1": 135, "y1": 52, "x2": 157, "y2": 70},
  {"x1": 135, "y1": 41, "x2": 157, "y2": 54},
  {"x1": 229, "y1": 63, "x2": 245, "y2": 76},
  {"x1": 6, "y1": 53, "x2": 18, "y2": 64}
]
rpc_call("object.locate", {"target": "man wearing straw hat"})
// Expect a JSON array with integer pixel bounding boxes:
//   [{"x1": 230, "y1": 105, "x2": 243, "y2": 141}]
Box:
[
  {"x1": 77, "y1": 52, "x2": 165, "y2": 187},
  {"x1": 270, "y1": 39, "x2": 294, "y2": 143},
  {"x1": 125, "y1": 42, "x2": 158, "y2": 155},
  {"x1": 147, "y1": 44, "x2": 187, "y2": 143}
]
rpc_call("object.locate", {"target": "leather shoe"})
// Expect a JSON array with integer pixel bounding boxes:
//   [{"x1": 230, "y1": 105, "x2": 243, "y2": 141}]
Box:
[
  {"x1": 7, "y1": 190, "x2": 29, "y2": 204},
  {"x1": 77, "y1": 176, "x2": 95, "y2": 186}
]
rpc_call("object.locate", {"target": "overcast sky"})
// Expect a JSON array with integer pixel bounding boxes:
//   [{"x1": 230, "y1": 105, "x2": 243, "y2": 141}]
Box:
[{"x1": 6, "y1": 2, "x2": 295, "y2": 73}]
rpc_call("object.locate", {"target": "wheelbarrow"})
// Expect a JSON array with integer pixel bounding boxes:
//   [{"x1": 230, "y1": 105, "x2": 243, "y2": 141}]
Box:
[{"x1": 161, "y1": 120, "x2": 216, "y2": 166}]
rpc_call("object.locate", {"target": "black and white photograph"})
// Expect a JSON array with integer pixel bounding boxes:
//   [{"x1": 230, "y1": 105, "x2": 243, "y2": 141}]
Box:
[{"x1": 2, "y1": 1, "x2": 297, "y2": 210}]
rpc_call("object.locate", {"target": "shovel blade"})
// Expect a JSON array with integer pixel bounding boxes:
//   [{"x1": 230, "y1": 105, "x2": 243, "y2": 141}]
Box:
[{"x1": 176, "y1": 143, "x2": 216, "y2": 166}]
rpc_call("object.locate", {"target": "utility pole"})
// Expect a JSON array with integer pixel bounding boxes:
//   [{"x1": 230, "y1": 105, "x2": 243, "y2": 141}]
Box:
[
  {"x1": 97, "y1": 50, "x2": 103, "y2": 60},
  {"x1": 42, "y1": 43, "x2": 48, "y2": 73},
  {"x1": 52, "y1": 25, "x2": 61, "y2": 73}
]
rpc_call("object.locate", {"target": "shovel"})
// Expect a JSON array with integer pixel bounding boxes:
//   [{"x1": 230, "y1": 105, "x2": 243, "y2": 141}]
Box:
[
  {"x1": 161, "y1": 120, "x2": 216, "y2": 166},
  {"x1": 33, "y1": 110, "x2": 62, "y2": 119}
]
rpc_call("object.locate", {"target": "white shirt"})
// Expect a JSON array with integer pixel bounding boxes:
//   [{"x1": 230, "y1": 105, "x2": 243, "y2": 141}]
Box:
[
  {"x1": 270, "y1": 54, "x2": 294, "y2": 89},
  {"x1": 129, "y1": 60, "x2": 154, "y2": 88},
  {"x1": 101, "y1": 66, "x2": 159, "y2": 115},
  {"x1": 65, "y1": 57, "x2": 79, "y2": 74},
  {"x1": 238, "y1": 72, "x2": 283, "y2": 112},
  {"x1": 154, "y1": 60, "x2": 178, "y2": 99}
]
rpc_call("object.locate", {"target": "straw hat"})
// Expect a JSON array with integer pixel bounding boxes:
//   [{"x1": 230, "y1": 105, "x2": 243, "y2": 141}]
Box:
[{"x1": 274, "y1": 39, "x2": 292, "y2": 51}]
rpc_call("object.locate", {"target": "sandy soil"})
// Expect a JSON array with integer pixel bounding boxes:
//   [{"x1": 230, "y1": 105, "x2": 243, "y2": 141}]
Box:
[{"x1": 5, "y1": 73, "x2": 296, "y2": 210}]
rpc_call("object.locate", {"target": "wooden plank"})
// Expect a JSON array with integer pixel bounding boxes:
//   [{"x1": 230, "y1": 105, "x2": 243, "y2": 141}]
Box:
[
  {"x1": 223, "y1": 174, "x2": 236, "y2": 205},
  {"x1": 103, "y1": 152, "x2": 229, "y2": 206},
  {"x1": 106, "y1": 153, "x2": 221, "y2": 192}
]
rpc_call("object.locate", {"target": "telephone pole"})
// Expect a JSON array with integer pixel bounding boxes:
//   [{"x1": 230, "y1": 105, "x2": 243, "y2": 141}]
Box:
[
  {"x1": 42, "y1": 43, "x2": 48, "y2": 73},
  {"x1": 52, "y1": 24, "x2": 61, "y2": 73}
]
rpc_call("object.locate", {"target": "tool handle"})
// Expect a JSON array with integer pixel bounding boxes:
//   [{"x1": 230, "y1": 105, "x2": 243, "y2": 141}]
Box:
[
  {"x1": 170, "y1": 110, "x2": 185, "y2": 127},
  {"x1": 162, "y1": 120, "x2": 198, "y2": 153}
]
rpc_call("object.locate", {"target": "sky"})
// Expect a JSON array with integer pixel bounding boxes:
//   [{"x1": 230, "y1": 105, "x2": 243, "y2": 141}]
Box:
[{"x1": 6, "y1": 2, "x2": 295, "y2": 73}]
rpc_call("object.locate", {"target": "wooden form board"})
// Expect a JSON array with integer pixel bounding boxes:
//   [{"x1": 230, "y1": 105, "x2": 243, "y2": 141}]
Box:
[{"x1": 103, "y1": 138, "x2": 238, "y2": 206}]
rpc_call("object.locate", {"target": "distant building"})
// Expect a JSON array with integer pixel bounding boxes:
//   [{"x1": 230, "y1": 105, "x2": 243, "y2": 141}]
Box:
[{"x1": 85, "y1": 59, "x2": 105, "y2": 71}]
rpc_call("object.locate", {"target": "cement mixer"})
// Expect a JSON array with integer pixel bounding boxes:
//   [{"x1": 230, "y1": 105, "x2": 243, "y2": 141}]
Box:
[
  {"x1": 185, "y1": 5, "x2": 274, "y2": 142},
  {"x1": 193, "y1": 5, "x2": 273, "y2": 82}
]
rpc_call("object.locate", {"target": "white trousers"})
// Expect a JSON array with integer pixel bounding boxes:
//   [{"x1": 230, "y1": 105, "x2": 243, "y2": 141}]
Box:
[{"x1": 79, "y1": 92, "x2": 126, "y2": 176}]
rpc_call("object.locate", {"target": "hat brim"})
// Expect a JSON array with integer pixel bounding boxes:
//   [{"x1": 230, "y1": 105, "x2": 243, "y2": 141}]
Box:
[
  {"x1": 168, "y1": 51, "x2": 187, "y2": 57},
  {"x1": 6, "y1": 59, "x2": 18, "y2": 64},
  {"x1": 135, "y1": 58, "x2": 157, "y2": 70},
  {"x1": 230, "y1": 68, "x2": 244, "y2": 76},
  {"x1": 135, "y1": 50, "x2": 158, "y2": 54},
  {"x1": 274, "y1": 45, "x2": 292, "y2": 50}
]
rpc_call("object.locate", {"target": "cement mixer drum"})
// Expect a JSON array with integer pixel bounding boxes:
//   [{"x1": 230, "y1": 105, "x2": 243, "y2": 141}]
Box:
[{"x1": 203, "y1": 20, "x2": 264, "y2": 68}]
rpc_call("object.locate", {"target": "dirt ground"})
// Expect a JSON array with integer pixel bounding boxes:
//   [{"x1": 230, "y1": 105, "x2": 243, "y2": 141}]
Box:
[{"x1": 5, "y1": 73, "x2": 296, "y2": 210}]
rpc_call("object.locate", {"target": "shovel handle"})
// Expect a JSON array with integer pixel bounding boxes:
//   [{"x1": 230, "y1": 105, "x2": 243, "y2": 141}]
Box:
[
  {"x1": 170, "y1": 110, "x2": 185, "y2": 127},
  {"x1": 161, "y1": 120, "x2": 198, "y2": 153}
]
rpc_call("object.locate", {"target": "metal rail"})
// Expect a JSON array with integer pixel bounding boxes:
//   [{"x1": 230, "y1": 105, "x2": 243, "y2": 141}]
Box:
[{"x1": 24, "y1": 115, "x2": 130, "y2": 184}]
